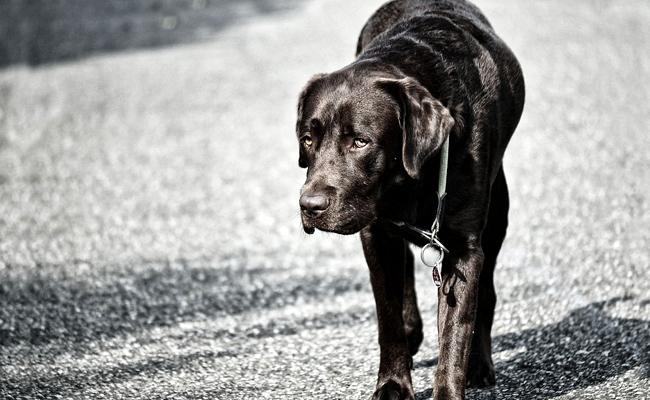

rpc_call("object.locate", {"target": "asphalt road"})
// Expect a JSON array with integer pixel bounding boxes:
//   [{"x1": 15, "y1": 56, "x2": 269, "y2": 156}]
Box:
[{"x1": 1, "y1": 0, "x2": 649, "y2": 399}]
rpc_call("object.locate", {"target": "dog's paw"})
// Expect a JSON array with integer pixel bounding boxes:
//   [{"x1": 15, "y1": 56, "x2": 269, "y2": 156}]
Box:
[
  {"x1": 466, "y1": 355, "x2": 496, "y2": 388},
  {"x1": 372, "y1": 379, "x2": 415, "y2": 400}
]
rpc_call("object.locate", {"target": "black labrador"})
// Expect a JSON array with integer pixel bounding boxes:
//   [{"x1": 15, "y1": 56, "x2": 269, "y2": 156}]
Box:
[{"x1": 295, "y1": 0, "x2": 525, "y2": 398}]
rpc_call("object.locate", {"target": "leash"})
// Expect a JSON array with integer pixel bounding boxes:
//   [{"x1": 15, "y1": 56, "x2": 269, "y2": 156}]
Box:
[{"x1": 385, "y1": 136, "x2": 450, "y2": 287}]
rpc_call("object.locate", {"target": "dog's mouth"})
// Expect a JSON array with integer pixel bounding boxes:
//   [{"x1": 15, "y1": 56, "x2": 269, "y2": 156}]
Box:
[{"x1": 301, "y1": 211, "x2": 371, "y2": 236}]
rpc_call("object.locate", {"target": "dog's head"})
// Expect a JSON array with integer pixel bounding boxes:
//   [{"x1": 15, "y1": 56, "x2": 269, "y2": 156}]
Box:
[{"x1": 295, "y1": 64, "x2": 455, "y2": 235}]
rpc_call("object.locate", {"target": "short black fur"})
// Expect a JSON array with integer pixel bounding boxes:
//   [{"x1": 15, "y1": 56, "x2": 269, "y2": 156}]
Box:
[{"x1": 295, "y1": 1, "x2": 525, "y2": 399}]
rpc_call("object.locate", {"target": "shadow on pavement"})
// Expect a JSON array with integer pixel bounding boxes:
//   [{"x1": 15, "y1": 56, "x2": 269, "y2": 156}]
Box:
[
  {"x1": 0, "y1": 258, "x2": 650, "y2": 399},
  {"x1": 0, "y1": 0, "x2": 305, "y2": 68},
  {"x1": 0, "y1": 259, "x2": 368, "y2": 351},
  {"x1": 1, "y1": 260, "x2": 647, "y2": 399},
  {"x1": 0, "y1": 259, "x2": 370, "y2": 398},
  {"x1": 1, "y1": 348, "x2": 237, "y2": 398},
  {"x1": 415, "y1": 298, "x2": 650, "y2": 400}
]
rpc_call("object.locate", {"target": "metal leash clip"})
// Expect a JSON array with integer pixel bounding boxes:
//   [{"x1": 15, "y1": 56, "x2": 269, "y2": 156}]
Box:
[{"x1": 420, "y1": 192, "x2": 448, "y2": 287}]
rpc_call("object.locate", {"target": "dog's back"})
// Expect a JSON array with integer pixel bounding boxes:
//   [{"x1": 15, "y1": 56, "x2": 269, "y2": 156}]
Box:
[
  {"x1": 357, "y1": 0, "x2": 493, "y2": 56},
  {"x1": 356, "y1": 0, "x2": 525, "y2": 177}
]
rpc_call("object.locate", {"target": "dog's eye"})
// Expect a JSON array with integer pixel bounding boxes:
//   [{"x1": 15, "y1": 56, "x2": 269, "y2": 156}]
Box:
[
  {"x1": 353, "y1": 138, "x2": 369, "y2": 148},
  {"x1": 301, "y1": 136, "x2": 313, "y2": 148}
]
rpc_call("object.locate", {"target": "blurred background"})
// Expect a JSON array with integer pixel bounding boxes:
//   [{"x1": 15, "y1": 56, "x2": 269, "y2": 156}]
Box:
[{"x1": 0, "y1": 0, "x2": 648, "y2": 399}]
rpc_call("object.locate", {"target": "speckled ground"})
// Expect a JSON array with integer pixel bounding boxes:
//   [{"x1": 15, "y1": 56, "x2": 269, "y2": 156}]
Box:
[{"x1": 0, "y1": 0, "x2": 649, "y2": 399}]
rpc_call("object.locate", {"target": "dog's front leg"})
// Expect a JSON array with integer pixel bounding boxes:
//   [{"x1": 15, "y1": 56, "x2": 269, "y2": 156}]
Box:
[
  {"x1": 361, "y1": 223, "x2": 415, "y2": 400},
  {"x1": 434, "y1": 241, "x2": 484, "y2": 400}
]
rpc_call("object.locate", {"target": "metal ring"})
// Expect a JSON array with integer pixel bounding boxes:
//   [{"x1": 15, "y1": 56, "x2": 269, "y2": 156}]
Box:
[
  {"x1": 430, "y1": 237, "x2": 449, "y2": 254},
  {"x1": 421, "y1": 243, "x2": 444, "y2": 268}
]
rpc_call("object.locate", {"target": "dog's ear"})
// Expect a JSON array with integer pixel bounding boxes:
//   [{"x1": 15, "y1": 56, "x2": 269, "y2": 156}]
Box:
[
  {"x1": 377, "y1": 77, "x2": 454, "y2": 179},
  {"x1": 296, "y1": 73, "x2": 327, "y2": 168}
]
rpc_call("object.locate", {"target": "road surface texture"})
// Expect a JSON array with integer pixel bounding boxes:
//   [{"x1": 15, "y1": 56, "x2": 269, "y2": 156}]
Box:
[{"x1": 1, "y1": 0, "x2": 649, "y2": 399}]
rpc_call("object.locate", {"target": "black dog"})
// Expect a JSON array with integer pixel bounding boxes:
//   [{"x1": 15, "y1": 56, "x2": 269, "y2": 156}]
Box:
[{"x1": 295, "y1": 0, "x2": 524, "y2": 398}]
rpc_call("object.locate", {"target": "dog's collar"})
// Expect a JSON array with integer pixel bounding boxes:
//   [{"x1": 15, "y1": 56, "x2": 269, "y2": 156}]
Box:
[{"x1": 384, "y1": 136, "x2": 450, "y2": 287}]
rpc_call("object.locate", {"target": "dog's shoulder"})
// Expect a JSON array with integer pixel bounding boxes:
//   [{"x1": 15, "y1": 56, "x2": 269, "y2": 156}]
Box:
[{"x1": 356, "y1": 1, "x2": 523, "y2": 104}]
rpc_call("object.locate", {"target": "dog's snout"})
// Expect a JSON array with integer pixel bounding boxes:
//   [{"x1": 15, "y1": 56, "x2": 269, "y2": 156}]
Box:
[{"x1": 299, "y1": 192, "x2": 330, "y2": 217}]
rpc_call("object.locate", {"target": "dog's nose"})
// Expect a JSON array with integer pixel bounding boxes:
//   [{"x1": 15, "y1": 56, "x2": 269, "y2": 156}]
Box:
[{"x1": 299, "y1": 192, "x2": 330, "y2": 217}]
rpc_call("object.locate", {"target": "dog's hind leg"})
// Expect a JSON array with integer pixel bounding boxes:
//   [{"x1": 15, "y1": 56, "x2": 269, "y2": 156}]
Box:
[
  {"x1": 403, "y1": 247, "x2": 424, "y2": 356},
  {"x1": 466, "y1": 166, "x2": 509, "y2": 388}
]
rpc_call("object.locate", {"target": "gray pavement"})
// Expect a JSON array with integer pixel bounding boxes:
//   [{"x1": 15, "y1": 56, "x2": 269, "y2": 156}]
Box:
[{"x1": 0, "y1": 0, "x2": 649, "y2": 399}]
